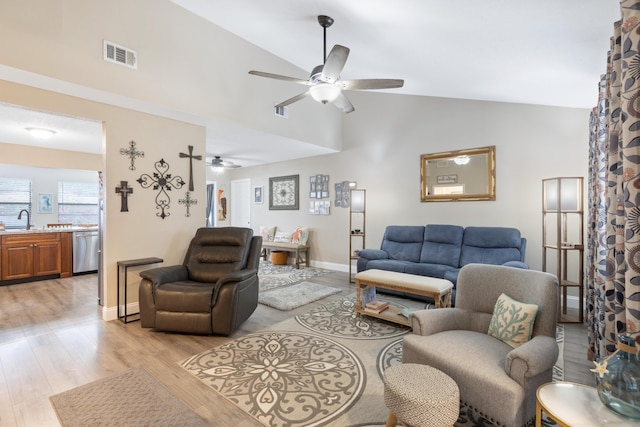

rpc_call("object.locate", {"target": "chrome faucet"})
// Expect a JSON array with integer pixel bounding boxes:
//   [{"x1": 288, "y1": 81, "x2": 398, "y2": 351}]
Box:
[{"x1": 17, "y1": 209, "x2": 31, "y2": 230}]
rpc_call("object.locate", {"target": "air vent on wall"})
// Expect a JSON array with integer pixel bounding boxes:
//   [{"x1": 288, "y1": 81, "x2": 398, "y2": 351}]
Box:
[
  {"x1": 274, "y1": 105, "x2": 288, "y2": 119},
  {"x1": 103, "y1": 40, "x2": 137, "y2": 69}
]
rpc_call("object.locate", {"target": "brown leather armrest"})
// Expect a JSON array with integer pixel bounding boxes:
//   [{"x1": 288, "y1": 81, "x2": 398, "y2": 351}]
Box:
[{"x1": 139, "y1": 265, "x2": 188, "y2": 286}]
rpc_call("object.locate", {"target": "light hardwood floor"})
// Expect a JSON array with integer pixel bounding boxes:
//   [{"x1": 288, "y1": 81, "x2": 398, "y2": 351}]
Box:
[{"x1": 0, "y1": 270, "x2": 594, "y2": 426}]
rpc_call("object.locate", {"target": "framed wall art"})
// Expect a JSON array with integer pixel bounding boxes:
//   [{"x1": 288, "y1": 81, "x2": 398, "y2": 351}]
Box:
[
  {"x1": 254, "y1": 186, "x2": 264, "y2": 204},
  {"x1": 37, "y1": 193, "x2": 53, "y2": 213},
  {"x1": 269, "y1": 174, "x2": 299, "y2": 210}
]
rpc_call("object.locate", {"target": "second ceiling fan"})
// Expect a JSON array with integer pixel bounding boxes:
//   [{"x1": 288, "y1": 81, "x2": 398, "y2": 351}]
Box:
[{"x1": 249, "y1": 15, "x2": 404, "y2": 114}]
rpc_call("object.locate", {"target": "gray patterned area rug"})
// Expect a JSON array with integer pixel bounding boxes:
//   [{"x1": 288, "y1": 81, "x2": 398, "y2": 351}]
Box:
[
  {"x1": 181, "y1": 296, "x2": 565, "y2": 426},
  {"x1": 258, "y1": 262, "x2": 331, "y2": 292},
  {"x1": 49, "y1": 366, "x2": 207, "y2": 427}
]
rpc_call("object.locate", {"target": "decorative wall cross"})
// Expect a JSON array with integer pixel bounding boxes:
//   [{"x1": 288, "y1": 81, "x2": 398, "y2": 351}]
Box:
[
  {"x1": 115, "y1": 181, "x2": 134, "y2": 212},
  {"x1": 179, "y1": 145, "x2": 202, "y2": 191},
  {"x1": 120, "y1": 140, "x2": 145, "y2": 170},
  {"x1": 137, "y1": 159, "x2": 185, "y2": 219},
  {"x1": 178, "y1": 191, "x2": 197, "y2": 217}
]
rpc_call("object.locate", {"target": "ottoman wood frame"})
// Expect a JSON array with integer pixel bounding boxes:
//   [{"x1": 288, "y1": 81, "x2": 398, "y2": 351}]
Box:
[{"x1": 354, "y1": 269, "x2": 453, "y2": 327}]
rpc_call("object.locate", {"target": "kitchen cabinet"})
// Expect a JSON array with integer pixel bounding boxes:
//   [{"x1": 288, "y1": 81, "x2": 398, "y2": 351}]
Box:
[{"x1": 1, "y1": 233, "x2": 62, "y2": 281}]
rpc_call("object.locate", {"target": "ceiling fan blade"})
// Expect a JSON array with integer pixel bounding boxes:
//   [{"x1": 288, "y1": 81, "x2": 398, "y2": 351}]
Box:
[
  {"x1": 333, "y1": 92, "x2": 355, "y2": 114},
  {"x1": 275, "y1": 90, "x2": 310, "y2": 108},
  {"x1": 222, "y1": 163, "x2": 241, "y2": 169},
  {"x1": 249, "y1": 70, "x2": 311, "y2": 85},
  {"x1": 320, "y1": 45, "x2": 350, "y2": 83},
  {"x1": 339, "y1": 79, "x2": 405, "y2": 91}
]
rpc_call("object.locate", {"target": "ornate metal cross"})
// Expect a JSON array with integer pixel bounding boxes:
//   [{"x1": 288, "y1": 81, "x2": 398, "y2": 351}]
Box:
[
  {"x1": 120, "y1": 140, "x2": 145, "y2": 170},
  {"x1": 178, "y1": 191, "x2": 197, "y2": 217},
  {"x1": 179, "y1": 145, "x2": 202, "y2": 191},
  {"x1": 137, "y1": 159, "x2": 185, "y2": 219},
  {"x1": 115, "y1": 180, "x2": 133, "y2": 212}
]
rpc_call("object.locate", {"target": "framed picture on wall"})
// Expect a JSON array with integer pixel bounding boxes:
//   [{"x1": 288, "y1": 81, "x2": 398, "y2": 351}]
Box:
[
  {"x1": 38, "y1": 193, "x2": 53, "y2": 213},
  {"x1": 269, "y1": 175, "x2": 299, "y2": 210},
  {"x1": 254, "y1": 186, "x2": 263, "y2": 204}
]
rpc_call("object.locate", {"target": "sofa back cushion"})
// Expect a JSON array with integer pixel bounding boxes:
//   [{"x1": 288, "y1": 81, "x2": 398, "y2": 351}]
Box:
[
  {"x1": 459, "y1": 227, "x2": 525, "y2": 267},
  {"x1": 420, "y1": 224, "x2": 464, "y2": 267},
  {"x1": 380, "y1": 225, "x2": 425, "y2": 262},
  {"x1": 184, "y1": 227, "x2": 253, "y2": 282}
]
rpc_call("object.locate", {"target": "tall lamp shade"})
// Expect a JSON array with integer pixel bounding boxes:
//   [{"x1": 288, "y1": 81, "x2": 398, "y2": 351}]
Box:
[
  {"x1": 544, "y1": 177, "x2": 582, "y2": 211},
  {"x1": 351, "y1": 189, "x2": 366, "y2": 212}
]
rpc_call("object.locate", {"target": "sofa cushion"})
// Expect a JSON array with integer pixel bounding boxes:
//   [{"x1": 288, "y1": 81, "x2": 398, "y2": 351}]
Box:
[
  {"x1": 420, "y1": 224, "x2": 464, "y2": 267},
  {"x1": 380, "y1": 225, "x2": 425, "y2": 262},
  {"x1": 367, "y1": 259, "x2": 413, "y2": 273},
  {"x1": 405, "y1": 262, "x2": 456, "y2": 279},
  {"x1": 488, "y1": 293, "x2": 538, "y2": 348},
  {"x1": 460, "y1": 227, "x2": 524, "y2": 266}
]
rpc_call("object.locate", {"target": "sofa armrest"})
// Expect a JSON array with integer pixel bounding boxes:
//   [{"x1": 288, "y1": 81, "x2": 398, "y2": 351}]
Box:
[
  {"x1": 502, "y1": 260, "x2": 529, "y2": 269},
  {"x1": 504, "y1": 335, "x2": 558, "y2": 388},
  {"x1": 358, "y1": 249, "x2": 389, "y2": 260},
  {"x1": 139, "y1": 265, "x2": 188, "y2": 286},
  {"x1": 217, "y1": 268, "x2": 258, "y2": 285},
  {"x1": 211, "y1": 268, "x2": 258, "y2": 305},
  {"x1": 409, "y1": 308, "x2": 467, "y2": 335}
]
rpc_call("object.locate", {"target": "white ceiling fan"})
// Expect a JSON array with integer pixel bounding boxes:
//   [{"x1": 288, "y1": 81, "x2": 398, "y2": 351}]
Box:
[
  {"x1": 207, "y1": 155, "x2": 241, "y2": 170},
  {"x1": 249, "y1": 15, "x2": 404, "y2": 113}
]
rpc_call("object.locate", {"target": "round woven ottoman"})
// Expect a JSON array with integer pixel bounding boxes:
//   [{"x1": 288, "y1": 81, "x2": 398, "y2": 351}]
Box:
[{"x1": 383, "y1": 363, "x2": 459, "y2": 427}]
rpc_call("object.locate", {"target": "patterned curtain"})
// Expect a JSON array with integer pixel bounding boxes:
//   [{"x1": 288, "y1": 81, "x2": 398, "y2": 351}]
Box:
[{"x1": 587, "y1": 2, "x2": 640, "y2": 360}]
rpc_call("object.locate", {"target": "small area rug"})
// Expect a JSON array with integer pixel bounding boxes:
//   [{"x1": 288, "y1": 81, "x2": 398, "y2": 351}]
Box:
[
  {"x1": 258, "y1": 281, "x2": 342, "y2": 311},
  {"x1": 258, "y1": 262, "x2": 330, "y2": 291},
  {"x1": 49, "y1": 366, "x2": 207, "y2": 427},
  {"x1": 181, "y1": 295, "x2": 565, "y2": 426}
]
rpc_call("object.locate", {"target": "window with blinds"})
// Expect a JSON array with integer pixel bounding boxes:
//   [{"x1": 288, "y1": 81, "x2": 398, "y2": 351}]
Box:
[
  {"x1": 0, "y1": 177, "x2": 33, "y2": 229},
  {"x1": 57, "y1": 181, "x2": 99, "y2": 225}
]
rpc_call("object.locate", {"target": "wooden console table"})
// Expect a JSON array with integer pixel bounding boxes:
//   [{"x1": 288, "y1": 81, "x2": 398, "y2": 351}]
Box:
[{"x1": 117, "y1": 257, "x2": 163, "y2": 323}]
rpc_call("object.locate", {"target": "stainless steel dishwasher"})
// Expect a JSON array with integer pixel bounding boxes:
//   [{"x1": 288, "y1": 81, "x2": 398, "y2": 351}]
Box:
[{"x1": 73, "y1": 230, "x2": 99, "y2": 273}]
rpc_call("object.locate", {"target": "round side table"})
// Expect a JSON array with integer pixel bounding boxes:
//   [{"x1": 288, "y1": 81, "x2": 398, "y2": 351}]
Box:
[{"x1": 536, "y1": 382, "x2": 637, "y2": 426}]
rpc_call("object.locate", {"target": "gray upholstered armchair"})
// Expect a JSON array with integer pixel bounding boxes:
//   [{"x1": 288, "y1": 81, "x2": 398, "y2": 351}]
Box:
[
  {"x1": 402, "y1": 264, "x2": 558, "y2": 427},
  {"x1": 139, "y1": 227, "x2": 262, "y2": 336}
]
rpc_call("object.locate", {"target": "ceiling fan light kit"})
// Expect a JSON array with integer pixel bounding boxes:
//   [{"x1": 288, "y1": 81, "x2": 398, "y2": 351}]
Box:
[
  {"x1": 207, "y1": 155, "x2": 241, "y2": 171},
  {"x1": 310, "y1": 83, "x2": 341, "y2": 104},
  {"x1": 249, "y1": 15, "x2": 403, "y2": 114}
]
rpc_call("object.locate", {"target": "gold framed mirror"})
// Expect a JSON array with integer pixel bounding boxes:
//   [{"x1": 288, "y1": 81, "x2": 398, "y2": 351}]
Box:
[{"x1": 420, "y1": 146, "x2": 496, "y2": 202}]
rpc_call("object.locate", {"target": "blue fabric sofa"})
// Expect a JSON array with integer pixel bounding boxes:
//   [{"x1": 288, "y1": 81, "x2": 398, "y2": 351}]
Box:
[{"x1": 357, "y1": 224, "x2": 527, "y2": 302}]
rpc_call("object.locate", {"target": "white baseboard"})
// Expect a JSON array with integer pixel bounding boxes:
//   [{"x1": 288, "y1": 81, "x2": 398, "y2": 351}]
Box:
[{"x1": 102, "y1": 302, "x2": 139, "y2": 321}]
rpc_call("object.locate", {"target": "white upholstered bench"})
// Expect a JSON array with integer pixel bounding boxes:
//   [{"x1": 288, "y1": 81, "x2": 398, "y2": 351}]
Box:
[{"x1": 354, "y1": 269, "x2": 453, "y2": 326}]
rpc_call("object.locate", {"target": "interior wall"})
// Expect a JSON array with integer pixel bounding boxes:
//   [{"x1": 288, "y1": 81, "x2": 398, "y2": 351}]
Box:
[
  {"x1": 0, "y1": 80, "x2": 206, "y2": 319},
  {"x1": 0, "y1": 0, "x2": 342, "y2": 152},
  {"x1": 229, "y1": 90, "x2": 590, "y2": 273}
]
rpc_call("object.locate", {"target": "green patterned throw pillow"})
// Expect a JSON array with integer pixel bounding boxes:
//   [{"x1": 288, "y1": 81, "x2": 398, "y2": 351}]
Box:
[{"x1": 487, "y1": 293, "x2": 538, "y2": 348}]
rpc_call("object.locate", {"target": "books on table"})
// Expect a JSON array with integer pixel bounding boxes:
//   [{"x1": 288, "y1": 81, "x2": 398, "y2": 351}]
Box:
[{"x1": 364, "y1": 300, "x2": 389, "y2": 314}]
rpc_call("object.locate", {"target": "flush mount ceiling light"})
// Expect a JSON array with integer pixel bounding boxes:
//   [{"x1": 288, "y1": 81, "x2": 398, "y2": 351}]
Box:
[
  {"x1": 453, "y1": 156, "x2": 470, "y2": 165},
  {"x1": 25, "y1": 127, "x2": 56, "y2": 139}
]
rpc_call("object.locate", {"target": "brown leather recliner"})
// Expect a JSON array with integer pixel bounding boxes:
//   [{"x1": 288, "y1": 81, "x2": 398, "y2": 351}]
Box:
[{"x1": 139, "y1": 227, "x2": 262, "y2": 335}]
